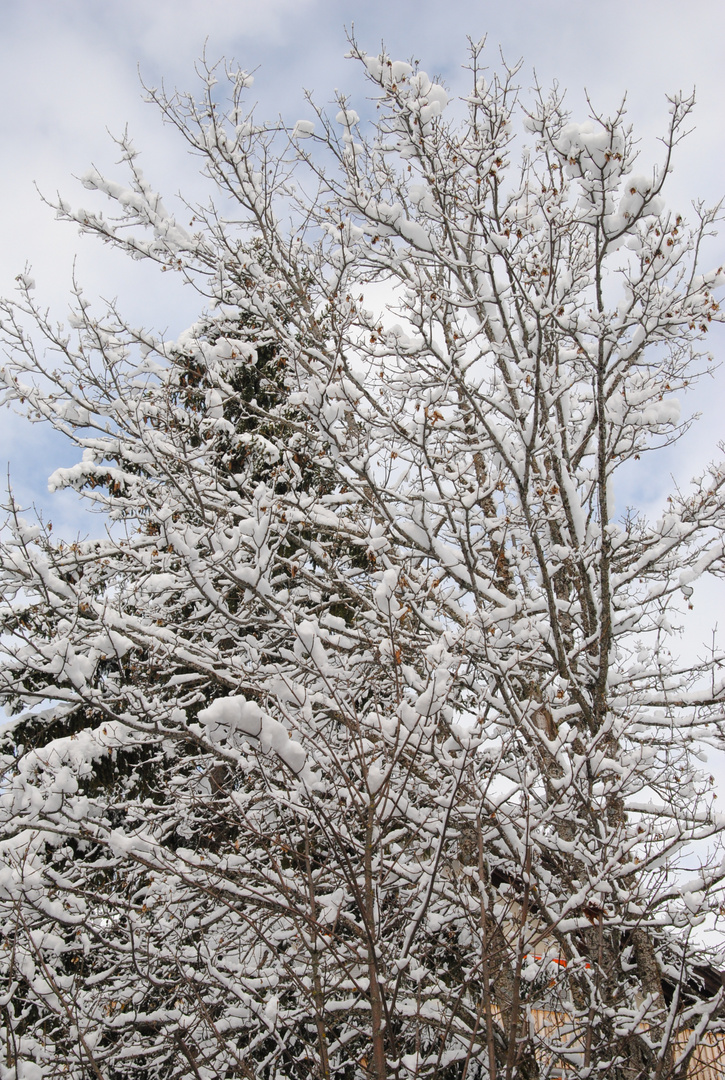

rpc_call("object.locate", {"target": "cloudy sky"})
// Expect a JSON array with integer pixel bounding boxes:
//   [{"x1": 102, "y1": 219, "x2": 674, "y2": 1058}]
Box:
[{"x1": 1, "y1": 0, "x2": 724, "y2": 657}]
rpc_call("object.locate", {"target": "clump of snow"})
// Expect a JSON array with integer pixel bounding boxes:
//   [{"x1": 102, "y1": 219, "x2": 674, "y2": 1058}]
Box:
[
  {"x1": 199, "y1": 695, "x2": 263, "y2": 742},
  {"x1": 198, "y1": 695, "x2": 308, "y2": 775},
  {"x1": 292, "y1": 120, "x2": 315, "y2": 140}
]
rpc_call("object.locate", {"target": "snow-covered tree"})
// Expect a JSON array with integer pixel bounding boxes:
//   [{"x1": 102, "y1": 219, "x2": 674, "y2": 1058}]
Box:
[{"x1": 1, "y1": 41, "x2": 725, "y2": 1079}]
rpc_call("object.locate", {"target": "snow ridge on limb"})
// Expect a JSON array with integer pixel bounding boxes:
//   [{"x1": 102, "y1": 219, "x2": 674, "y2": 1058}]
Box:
[{"x1": 0, "y1": 39, "x2": 724, "y2": 1080}]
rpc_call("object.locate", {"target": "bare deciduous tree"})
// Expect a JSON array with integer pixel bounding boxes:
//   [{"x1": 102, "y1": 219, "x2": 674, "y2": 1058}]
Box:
[{"x1": 1, "y1": 40, "x2": 725, "y2": 1079}]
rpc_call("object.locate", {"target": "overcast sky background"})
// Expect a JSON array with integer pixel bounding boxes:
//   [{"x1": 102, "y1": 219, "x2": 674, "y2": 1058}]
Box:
[{"x1": 1, "y1": 0, "x2": 724, "y2": 666}]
